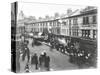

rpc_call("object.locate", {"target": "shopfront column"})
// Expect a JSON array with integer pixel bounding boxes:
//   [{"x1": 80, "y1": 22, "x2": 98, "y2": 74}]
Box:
[{"x1": 90, "y1": 30, "x2": 93, "y2": 38}]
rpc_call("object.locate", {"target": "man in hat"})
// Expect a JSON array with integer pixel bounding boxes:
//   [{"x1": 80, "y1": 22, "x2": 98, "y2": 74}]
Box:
[
  {"x1": 22, "y1": 46, "x2": 30, "y2": 62},
  {"x1": 39, "y1": 54, "x2": 43, "y2": 66},
  {"x1": 45, "y1": 56, "x2": 50, "y2": 71},
  {"x1": 31, "y1": 53, "x2": 38, "y2": 70}
]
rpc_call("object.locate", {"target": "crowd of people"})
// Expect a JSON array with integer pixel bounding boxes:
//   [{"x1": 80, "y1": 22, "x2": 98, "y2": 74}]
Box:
[
  {"x1": 16, "y1": 33, "x2": 97, "y2": 72},
  {"x1": 16, "y1": 39, "x2": 51, "y2": 72},
  {"x1": 39, "y1": 34, "x2": 97, "y2": 68},
  {"x1": 31, "y1": 52, "x2": 50, "y2": 71},
  {"x1": 24, "y1": 52, "x2": 50, "y2": 72}
]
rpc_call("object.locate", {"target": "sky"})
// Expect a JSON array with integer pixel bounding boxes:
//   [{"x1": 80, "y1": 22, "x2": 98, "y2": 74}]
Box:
[{"x1": 18, "y1": 2, "x2": 87, "y2": 19}]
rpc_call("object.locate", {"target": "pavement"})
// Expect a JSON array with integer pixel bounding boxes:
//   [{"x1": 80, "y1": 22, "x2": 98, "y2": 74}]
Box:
[{"x1": 19, "y1": 38, "x2": 78, "y2": 73}]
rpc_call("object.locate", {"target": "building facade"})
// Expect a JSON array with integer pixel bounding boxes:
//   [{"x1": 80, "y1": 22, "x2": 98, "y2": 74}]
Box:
[
  {"x1": 23, "y1": 6, "x2": 97, "y2": 40},
  {"x1": 24, "y1": 19, "x2": 61, "y2": 35},
  {"x1": 80, "y1": 7, "x2": 97, "y2": 39},
  {"x1": 61, "y1": 6, "x2": 97, "y2": 39}
]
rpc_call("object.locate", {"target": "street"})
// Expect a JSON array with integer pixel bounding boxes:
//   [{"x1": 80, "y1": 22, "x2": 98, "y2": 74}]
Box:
[{"x1": 19, "y1": 38, "x2": 78, "y2": 73}]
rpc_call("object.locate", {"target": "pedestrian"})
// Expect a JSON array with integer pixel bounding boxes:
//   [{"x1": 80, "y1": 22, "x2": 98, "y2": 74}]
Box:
[
  {"x1": 21, "y1": 41, "x2": 25, "y2": 61},
  {"x1": 32, "y1": 38, "x2": 34, "y2": 47},
  {"x1": 44, "y1": 56, "x2": 50, "y2": 71},
  {"x1": 39, "y1": 54, "x2": 43, "y2": 66},
  {"x1": 31, "y1": 53, "x2": 38, "y2": 70},
  {"x1": 26, "y1": 47, "x2": 30, "y2": 62},
  {"x1": 43, "y1": 52, "x2": 46, "y2": 60},
  {"x1": 22, "y1": 46, "x2": 30, "y2": 62},
  {"x1": 22, "y1": 49, "x2": 26, "y2": 61}
]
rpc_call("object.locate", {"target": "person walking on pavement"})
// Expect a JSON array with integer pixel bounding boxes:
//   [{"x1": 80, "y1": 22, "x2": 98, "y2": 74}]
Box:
[
  {"x1": 42, "y1": 52, "x2": 47, "y2": 63},
  {"x1": 26, "y1": 47, "x2": 30, "y2": 62},
  {"x1": 32, "y1": 38, "x2": 34, "y2": 47},
  {"x1": 22, "y1": 46, "x2": 30, "y2": 62},
  {"x1": 39, "y1": 54, "x2": 43, "y2": 66},
  {"x1": 31, "y1": 53, "x2": 38, "y2": 70},
  {"x1": 45, "y1": 56, "x2": 50, "y2": 71},
  {"x1": 22, "y1": 40, "x2": 30, "y2": 61}
]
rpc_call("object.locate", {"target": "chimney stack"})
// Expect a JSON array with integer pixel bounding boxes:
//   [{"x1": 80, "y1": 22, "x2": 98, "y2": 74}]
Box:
[{"x1": 67, "y1": 9, "x2": 72, "y2": 16}]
